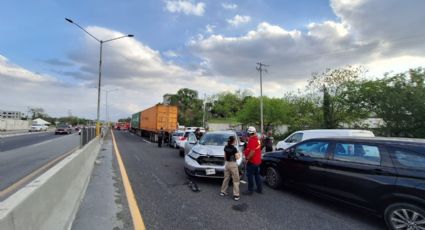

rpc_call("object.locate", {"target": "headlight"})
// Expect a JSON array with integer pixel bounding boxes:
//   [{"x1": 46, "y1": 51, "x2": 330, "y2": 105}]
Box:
[{"x1": 188, "y1": 150, "x2": 200, "y2": 159}]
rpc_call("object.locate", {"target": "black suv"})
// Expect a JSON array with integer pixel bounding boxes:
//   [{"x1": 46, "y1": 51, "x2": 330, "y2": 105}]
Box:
[{"x1": 260, "y1": 137, "x2": 425, "y2": 230}]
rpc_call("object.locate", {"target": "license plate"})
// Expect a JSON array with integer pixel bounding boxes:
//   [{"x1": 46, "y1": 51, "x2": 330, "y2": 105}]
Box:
[{"x1": 205, "y1": 168, "x2": 216, "y2": 175}]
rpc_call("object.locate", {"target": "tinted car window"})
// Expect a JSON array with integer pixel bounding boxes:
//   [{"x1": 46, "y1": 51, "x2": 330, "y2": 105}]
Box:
[
  {"x1": 286, "y1": 133, "x2": 303, "y2": 143},
  {"x1": 333, "y1": 143, "x2": 381, "y2": 166},
  {"x1": 391, "y1": 148, "x2": 425, "y2": 170},
  {"x1": 295, "y1": 141, "x2": 329, "y2": 159},
  {"x1": 188, "y1": 133, "x2": 197, "y2": 143}
]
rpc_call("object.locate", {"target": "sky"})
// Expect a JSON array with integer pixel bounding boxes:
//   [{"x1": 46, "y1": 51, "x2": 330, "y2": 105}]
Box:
[{"x1": 1, "y1": 0, "x2": 425, "y2": 121}]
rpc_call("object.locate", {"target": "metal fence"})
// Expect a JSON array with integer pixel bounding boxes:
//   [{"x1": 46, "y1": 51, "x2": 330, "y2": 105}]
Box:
[{"x1": 80, "y1": 127, "x2": 96, "y2": 147}]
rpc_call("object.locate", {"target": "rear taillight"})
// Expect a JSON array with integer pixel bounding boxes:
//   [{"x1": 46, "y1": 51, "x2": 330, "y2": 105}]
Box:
[{"x1": 180, "y1": 137, "x2": 187, "y2": 141}]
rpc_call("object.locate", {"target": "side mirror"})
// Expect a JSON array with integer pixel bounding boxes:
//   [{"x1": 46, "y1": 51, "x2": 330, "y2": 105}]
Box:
[{"x1": 286, "y1": 148, "x2": 296, "y2": 157}]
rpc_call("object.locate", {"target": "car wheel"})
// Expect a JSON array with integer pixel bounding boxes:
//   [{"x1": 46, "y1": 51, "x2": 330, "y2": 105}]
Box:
[
  {"x1": 384, "y1": 203, "x2": 425, "y2": 230},
  {"x1": 265, "y1": 166, "x2": 282, "y2": 189},
  {"x1": 184, "y1": 167, "x2": 194, "y2": 178},
  {"x1": 179, "y1": 148, "x2": 184, "y2": 157}
]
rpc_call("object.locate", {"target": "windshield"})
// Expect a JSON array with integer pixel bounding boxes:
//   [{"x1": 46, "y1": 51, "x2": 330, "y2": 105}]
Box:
[{"x1": 199, "y1": 133, "x2": 234, "y2": 146}]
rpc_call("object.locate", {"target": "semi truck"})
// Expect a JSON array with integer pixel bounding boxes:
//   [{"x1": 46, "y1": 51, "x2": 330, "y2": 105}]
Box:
[{"x1": 130, "y1": 104, "x2": 178, "y2": 143}]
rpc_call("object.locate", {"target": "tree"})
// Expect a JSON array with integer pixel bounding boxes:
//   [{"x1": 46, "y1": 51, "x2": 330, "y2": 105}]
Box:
[
  {"x1": 209, "y1": 90, "x2": 252, "y2": 119},
  {"x1": 284, "y1": 92, "x2": 323, "y2": 132},
  {"x1": 29, "y1": 107, "x2": 47, "y2": 119},
  {"x1": 237, "y1": 97, "x2": 290, "y2": 131},
  {"x1": 169, "y1": 88, "x2": 203, "y2": 126},
  {"x1": 353, "y1": 68, "x2": 425, "y2": 137},
  {"x1": 308, "y1": 66, "x2": 369, "y2": 128}
]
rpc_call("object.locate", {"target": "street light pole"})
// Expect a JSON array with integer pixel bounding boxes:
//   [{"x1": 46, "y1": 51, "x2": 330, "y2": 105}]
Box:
[
  {"x1": 105, "y1": 88, "x2": 118, "y2": 125},
  {"x1": 256, "y1": 62, "x2": 269, "y2": 136},
  {"x1": 65, "y1": 18, "x2": 133, "y2": 136}
]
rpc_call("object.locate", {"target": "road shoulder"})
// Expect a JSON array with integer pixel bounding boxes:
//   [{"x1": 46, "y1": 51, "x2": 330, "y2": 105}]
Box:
[{"x1": 71, "y1": 134, "x2": 132, "y2": 230}]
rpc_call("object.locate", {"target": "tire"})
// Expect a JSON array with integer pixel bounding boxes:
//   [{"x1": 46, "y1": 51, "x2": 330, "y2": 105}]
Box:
[
  {"x1": 384, "y1": 202, "x2": 425, "y2": 230},
  {"x1": 184, "y1": 167, "x2": 194, "y2": 178},
  {"x1": 179, "y1": 148, "x2": 184, "y2": 157},
  {"x1": 265, "y1": 166, "x2": 282, "y2": 189}
]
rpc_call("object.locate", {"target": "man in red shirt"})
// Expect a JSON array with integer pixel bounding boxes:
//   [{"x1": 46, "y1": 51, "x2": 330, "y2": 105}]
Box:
[{"x1": 243, "y1": 126, "x2": 263, "y2": 194}]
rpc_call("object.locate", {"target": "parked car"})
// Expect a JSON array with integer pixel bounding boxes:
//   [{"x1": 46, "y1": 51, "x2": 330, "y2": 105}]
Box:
[
  {"x1": 261, "y1": 137, "x2": 425, "y2": 230},
  {"x1": 177, "y1": 130, "x2": 205, "y2": 156},
  {"x1": 183, "y1": 132, "x2": 198, "y2": 156},
  {"x1": 236, "y1": 131, "x2": 248, "y2": 143},
  {"x1": 55, "y1": 124, "x2": 72, "y2": 135},
  {"x1": 184, "y1": 131, "x2": 244, "y2": 178},
  {"x1": 29, "y1": 124, "x2": 48, "y2": 132},
  {"x1": 275, "y1": 129, "x2": 375, "y2": 150},
  {"x1": 169, "y1": 130, "x2": 184, "y2": 148}
]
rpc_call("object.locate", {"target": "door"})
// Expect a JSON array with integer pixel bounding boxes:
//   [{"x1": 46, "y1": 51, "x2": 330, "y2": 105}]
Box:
[
  {"x1": 281, "y1": 140, "x2": 330, "y2": 191},
  {"x1": 184, "y1": 132, "x2": 198, "y2": 155},
  {"x1": 324, "y1": 141, "x2": 397, "y2": 209}
]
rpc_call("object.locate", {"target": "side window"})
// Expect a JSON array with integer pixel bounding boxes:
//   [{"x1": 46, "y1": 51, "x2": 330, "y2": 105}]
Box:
[
  {"x1": 188, "y1": 133, "x2": 197, "y2": 143},
  {"x1": 333, "y1": 143, "x2": 381, "y2": 166},
  {"x1": 391, "y1": 148, "x2": 425, "y2": 171},
  {"x1": 286, "y1": 133, "x2": 303, "y2": 143},
  {"x1": 295, "y1": 141, "x2": 329, "y2": 159}
]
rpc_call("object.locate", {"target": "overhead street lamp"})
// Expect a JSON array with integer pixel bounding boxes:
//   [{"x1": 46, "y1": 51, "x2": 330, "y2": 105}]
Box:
[{"x1": 65, "y1": 18, "x2": 134, "y2": 136}]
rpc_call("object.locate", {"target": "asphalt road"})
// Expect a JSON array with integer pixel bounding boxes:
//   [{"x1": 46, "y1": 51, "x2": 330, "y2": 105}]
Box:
[
  {"x1": 0, "y1": 131, "x2": 62, "y2": 152},
  {"x1": 114, "y1": 131, "x2": 385, "y2": 230},
  {"x1": 0, "y1": 132, "x2": 80, "y2": 195}
]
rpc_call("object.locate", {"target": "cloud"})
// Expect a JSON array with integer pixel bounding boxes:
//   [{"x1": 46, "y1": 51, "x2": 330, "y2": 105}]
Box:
[
  {"x1": 222, "y1": 3, "x2": 237, "y2": 10},
  {"x1": 44, "y1": 58, "x2": 74, "y2": 67},
  {"x1": 189, "y1": 0, "x2": 425, "y2": 95},
  {"x1": 163, "y1": 50, "x2": 179, "y2": 58},
  {"x1": 227, "y1": 15, "x2": 251, "y2": 26},
  {"x1": 205, "y1": 24, "x2": 215, "y2": 33},
  {"x1": 164, "y1": 0, "x2": 205, "y2": 16}
]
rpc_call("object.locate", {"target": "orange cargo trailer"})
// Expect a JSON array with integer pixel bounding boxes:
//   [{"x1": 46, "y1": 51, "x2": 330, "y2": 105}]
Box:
[{"x1": 133, "y1": 104, "x2": 178, "y2": 142}]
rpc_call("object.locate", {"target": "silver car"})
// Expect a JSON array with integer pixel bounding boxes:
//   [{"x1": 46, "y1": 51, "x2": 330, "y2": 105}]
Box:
[{"x1": 184, "y1": 131, "x2": 244, "y2": 178}]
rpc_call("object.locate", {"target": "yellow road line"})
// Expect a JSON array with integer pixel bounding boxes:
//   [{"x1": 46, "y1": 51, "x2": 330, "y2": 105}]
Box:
[
  {"x1": 111, "y1": 130, "x2": 146, "y2": 230},
  {"x1": 0, "y1": 146, "x2": 79, "y2": 198}
]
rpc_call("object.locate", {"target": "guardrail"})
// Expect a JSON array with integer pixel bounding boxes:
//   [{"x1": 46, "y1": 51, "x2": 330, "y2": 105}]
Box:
[{"x1": 80, "y1": 127, "x2": 96, "y2": 147}]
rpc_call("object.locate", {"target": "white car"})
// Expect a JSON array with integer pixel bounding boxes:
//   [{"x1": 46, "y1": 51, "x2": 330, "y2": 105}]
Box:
[
  {"x1": 184, "y1": 131, "x2": 244, "y2": 178},
  {"x1": 275, "y1": 129, "x2": 375, "y2": 150},
  {"x1": 29, "y1": 124, "x2": 48, "y2": 132}
]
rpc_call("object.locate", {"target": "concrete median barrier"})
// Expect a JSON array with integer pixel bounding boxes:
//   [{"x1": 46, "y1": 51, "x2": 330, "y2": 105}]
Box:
[{"x1": 0, "y1": 137, "x2": 101, "y2": 230}]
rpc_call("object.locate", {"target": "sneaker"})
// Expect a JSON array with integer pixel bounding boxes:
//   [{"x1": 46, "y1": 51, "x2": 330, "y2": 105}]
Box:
[
  {"x1": 242, "y1": 190, "x2": 253, "y2": 195},
  {"x1": 233, "y1": 195, "x2": 240, "y2": 201},
  {"x1": 220, "y1": 192, "x2": 226, "y2": 196},
  {"x1": 240, "y1": 180, "x2": 247, "y2": 184}
]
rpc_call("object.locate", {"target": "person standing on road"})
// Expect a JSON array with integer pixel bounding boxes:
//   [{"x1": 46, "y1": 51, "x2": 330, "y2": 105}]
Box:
[
  {"x1": 243, "y1": 126, "x2": 263, "y2": 195},
  {"x1": 220, "y1": 136, "x2": 241, "y2": 201},
  {"x1": 158, "y1": 127, "x2": 164, "y2": 148},
  {"x1": 194, "y1": 128, "x2": 203, "y2": 140},
  {"x1": 264, "y1": 131, "x2": 274, "y2": 152}
]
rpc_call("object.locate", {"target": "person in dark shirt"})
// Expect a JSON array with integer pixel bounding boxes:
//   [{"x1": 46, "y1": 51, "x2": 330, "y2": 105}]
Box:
[{"x1": 220, "y1": 136, "x2": 241, "y2": 201}]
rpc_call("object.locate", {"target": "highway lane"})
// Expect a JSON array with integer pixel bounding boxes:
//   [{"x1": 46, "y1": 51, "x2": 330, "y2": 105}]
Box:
[
  {"x1": 113, "y1": 131, "x2": 385, "y2": 230},
  {"x1": 0, "y1": 131, "x2": 65, "y2": 152},
  {"x1": 0, "y1": 133, "x2": 80, "y2": 197}
]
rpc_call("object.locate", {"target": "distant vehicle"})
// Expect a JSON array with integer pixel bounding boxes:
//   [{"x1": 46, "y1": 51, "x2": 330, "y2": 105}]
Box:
[
  {"x1": 184, "y1": 131, "x2": 245, "y2": 178},
  {"x1": 114, "y1": 122, "x2": 130, "y2": 130},
  {"x1": 176, "y1": 131, "x2": 195, "y2": 155},
  {"x1": 261, "y1": 136, "x2": 425, "y2": 230},
  {"x1": 29, "y1": 124, "x2": 48, "y2": 132},
  {"x1": 130, "y1": 105, "x2": 178, "y2": 143},
  {"x1": 169, "y1": 130, "x2": 184, "y2": 148},
  {"x1": 29, "y1": 124, "x2": 47, "y2": 132},
  {"x1": 236, "y1": 131, "x2": 248, "y2": 143},
  {"x1": 275, "y1": 129, "x2": 375, "y2": 150},
  {"x1": 55, "y1": 124, "x2": 72, "y2": 135}
]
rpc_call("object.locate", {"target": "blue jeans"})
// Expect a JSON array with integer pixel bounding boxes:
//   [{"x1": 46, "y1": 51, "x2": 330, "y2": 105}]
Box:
[{"x1": 247, "y1": 163, "x2": 262, "y2": 192}]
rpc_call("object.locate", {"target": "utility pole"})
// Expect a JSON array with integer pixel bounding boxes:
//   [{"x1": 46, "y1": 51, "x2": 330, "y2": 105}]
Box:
[{"x1": 256, "y1": 62, "x2": 269, "y2": 136}]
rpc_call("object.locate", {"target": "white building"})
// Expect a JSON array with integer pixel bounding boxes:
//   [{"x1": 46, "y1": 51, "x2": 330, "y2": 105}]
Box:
[{"x1": 0, "y1": 110, "x2": 22, "y2": 120}]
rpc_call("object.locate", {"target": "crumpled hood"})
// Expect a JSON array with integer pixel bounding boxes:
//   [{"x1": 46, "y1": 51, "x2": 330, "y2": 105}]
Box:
[{"x1": 191, "y1": 145, "x2": 225, "y2": 156}]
